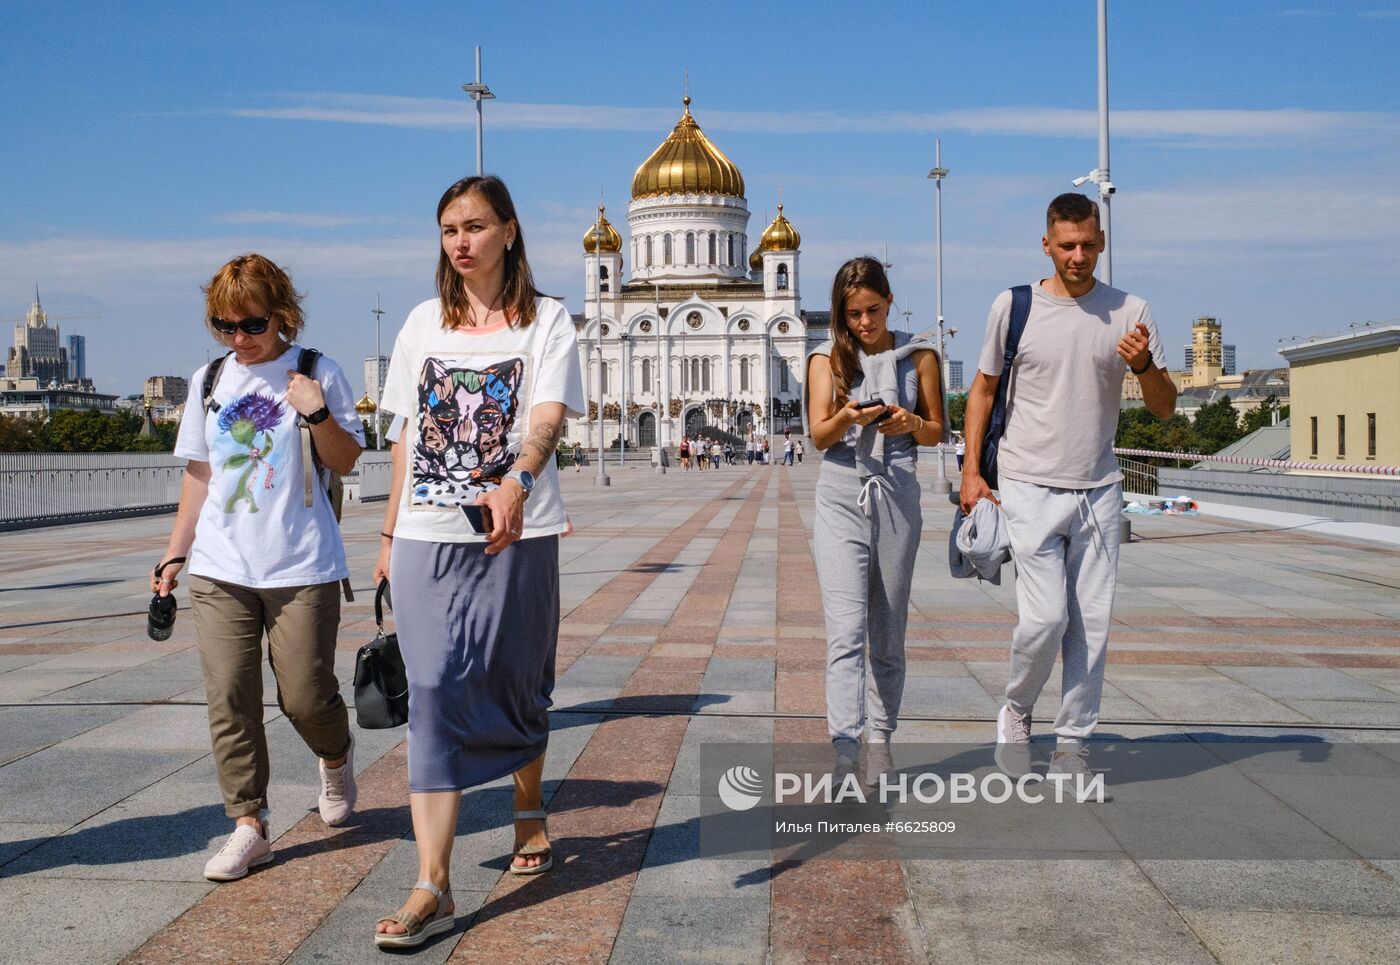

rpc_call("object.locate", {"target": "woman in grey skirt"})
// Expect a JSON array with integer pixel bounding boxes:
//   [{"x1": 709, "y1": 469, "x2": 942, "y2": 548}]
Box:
[
  {"x1": 805, "y1": 257, "x2": 945, "y2": 782},
  {"x1": 371, "y1": 175, "x2": 585, "y2": 949}
]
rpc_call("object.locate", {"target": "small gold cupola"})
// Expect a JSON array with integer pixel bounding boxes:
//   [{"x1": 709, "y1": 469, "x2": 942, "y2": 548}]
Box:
[
  {"x1": 759, "y1": 203, "x2": 801, "y2": 251},
  {"x1": 582, "y1": 205, "x2": 622, "y2": 253}
]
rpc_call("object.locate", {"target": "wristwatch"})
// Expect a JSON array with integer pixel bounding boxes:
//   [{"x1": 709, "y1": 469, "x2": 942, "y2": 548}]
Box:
[
  {"x1": 304, "y1": 405, "x2": 331, "y2": 425},
  {"x1": 504, "y1": 468, "x2": 535, "y2": 497}
]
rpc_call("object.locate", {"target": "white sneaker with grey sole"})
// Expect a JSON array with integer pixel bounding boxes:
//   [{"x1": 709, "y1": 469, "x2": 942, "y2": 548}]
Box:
[
  {"x1": 204, "y1": 824, "x2": 273, "y2": 881},
  {"x1": 318, "y1": 735, "x2": 357, "y2": 826},
  {"x1": 1047, "y1": 747, "x2": 1114, "y2": 803},
  {"x1": 994, "y1": 704, "x2": 1033, "y2": 778}
]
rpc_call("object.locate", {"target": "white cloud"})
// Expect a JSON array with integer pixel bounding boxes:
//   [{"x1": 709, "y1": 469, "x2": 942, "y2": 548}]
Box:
[
  {"x1": 226, "y1": 95, "x2": 1400, "y2": 147},
  {"x1": 210, "y1": 210, "x2": 370, "y2": 228}
]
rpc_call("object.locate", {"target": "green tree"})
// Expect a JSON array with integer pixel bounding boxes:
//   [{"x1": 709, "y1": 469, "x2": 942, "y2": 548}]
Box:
[
  {"x1": 946, "y1": 392, "x2": 967, "y2": 432},
  {"x1": 1192, "y1": 396, "x2": 1244, "y2": 453},
  {"x1": 1240, "y1": 395, "x2": 1281, "y2": 435}
]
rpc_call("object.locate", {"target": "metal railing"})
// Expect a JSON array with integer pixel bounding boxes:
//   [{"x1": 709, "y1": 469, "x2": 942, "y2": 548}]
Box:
[
  {"x1": 0, "y1": 453, "x2": 185, "y2": 530},
  {"x1": 1117, "y1": 457, "x2": 1159, "y2": 497}
]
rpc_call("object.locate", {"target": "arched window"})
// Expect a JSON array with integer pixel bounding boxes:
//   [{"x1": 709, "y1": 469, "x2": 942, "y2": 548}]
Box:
[
  {"x1": 685, "y1": 232, "x2": 695, "y2": 265},
  {"x1": 663, "y1": 234, "x2": 673, "y2": 264},
  {"x1": 600, "y1": 265, "x2": 610, "y2": 293},
  {"x1": 645, "y1": 235, "x2": 653, "y2": 267},
  {"x1": 707, "y1": 232, "x2": 716, "y2": 265},
  {"x1": 740, "y1": 357, "x2": 749, "y2": 391},
  {"x1": 690, "y1": 358, "x2": 700, "y2": 391},
  {"x1": 599, "y1": 362, "x2": 609, "y2": 395},
  {"x1": 702, "y1": 358, "x2": 711, "y2": 392},
  {"x1": 727, "y1": 234, "x2": 735, "y2": 266},
  {"x1": 739, "y1": 236, "x2": 747, "y2": 266},
  {"x1": 780, "y1": 360, "x2": 790, "y2": 393},
  {"x1": 776, "y1": 264, "x2": 789, "y2": 291},
  {"x1": 641, "y1": 357, "x2": 652, "y2": 393}
]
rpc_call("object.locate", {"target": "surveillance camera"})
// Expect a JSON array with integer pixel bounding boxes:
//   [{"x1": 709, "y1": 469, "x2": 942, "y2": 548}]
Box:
[
  {"x1": 1072, "y1": 175, "x2": 1091, "y2": 187},
  {"x1": 1101, "y1": 182, "x2": 1116, "y2": 195}
]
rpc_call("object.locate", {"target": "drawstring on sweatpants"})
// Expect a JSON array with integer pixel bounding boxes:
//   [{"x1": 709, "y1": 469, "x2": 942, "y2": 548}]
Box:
[
  {"x1": 857, "y1": 475, "x2": 894, "y2": 517},
  {"x1": 1075, "y1": 489, "x2": 1106, "y2": 554}
]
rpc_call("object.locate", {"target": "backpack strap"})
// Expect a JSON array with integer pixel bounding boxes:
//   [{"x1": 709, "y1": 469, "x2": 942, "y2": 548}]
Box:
[
  {"x1": 296, "y1": 348, "x2": 324, "y2": 507},
  {"x1": 201, "y1": 353, "x2": 233, "y2": 413},
  {"x1": 1005, "y1": 285, "x2": 1032, "y2": 367},
  {"x1": 295, "y1": 348, "x2": 353, "y2": 603}
]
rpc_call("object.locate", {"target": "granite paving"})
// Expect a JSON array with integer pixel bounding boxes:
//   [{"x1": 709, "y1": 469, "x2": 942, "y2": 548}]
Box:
[{"x1": 1, "y1": 455, "x2": 1399, "y2": 962}]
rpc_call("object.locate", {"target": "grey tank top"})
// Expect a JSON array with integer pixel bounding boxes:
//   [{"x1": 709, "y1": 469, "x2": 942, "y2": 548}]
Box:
[{"x1": 822, "y1": 352, "x2": 922, "y2": 468}]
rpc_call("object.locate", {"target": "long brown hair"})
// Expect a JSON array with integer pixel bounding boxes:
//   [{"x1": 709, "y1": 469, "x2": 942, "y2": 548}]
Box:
[
  {"x1": 436, "y1": 175, "x2": 541, "y2": 330},
  {"x1": 828, "y1": 256, "x2": 892, "y2": 403}
]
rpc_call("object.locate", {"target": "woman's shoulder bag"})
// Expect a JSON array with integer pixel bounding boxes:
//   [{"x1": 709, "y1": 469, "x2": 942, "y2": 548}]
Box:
[{"x1": 353, "y1": 579, "x2": 409, "y2": 729}]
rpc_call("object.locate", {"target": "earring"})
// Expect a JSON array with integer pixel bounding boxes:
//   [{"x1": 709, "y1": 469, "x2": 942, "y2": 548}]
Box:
[{"x1": 506, "y1": 241, "x2": 514, "y2": 253}]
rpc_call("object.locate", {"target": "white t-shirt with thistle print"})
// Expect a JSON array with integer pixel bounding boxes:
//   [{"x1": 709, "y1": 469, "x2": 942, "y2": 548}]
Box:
[{"x1": 174, "y1": 345, "x2": 365, "y2": 588}]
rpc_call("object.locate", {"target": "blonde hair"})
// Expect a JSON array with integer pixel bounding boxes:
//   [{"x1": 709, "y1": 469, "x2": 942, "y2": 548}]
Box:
[{"x1": 202, "y1": 253, "x2": 306, "y2": 345}]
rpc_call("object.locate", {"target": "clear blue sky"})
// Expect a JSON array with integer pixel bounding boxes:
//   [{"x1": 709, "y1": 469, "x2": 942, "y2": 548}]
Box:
[{"x1": 4, "y1": 1, "x2": 1397, "y2": 396}]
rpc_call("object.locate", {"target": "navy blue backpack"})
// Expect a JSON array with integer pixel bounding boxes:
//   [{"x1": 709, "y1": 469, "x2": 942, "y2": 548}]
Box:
[{"x1": 978, "y1": 285, "x2": 1032, "y2": 490}]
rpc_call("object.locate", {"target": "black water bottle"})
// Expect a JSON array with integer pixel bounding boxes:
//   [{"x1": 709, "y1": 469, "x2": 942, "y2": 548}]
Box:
[{"x1": 147, "y1": 557, "x2": 185, "y2": 641}]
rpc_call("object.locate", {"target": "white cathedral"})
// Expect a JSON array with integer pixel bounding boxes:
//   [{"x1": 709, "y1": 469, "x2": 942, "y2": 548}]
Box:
[{"x1": 567, "y1": 96, "x2": 827, "y2": 453}]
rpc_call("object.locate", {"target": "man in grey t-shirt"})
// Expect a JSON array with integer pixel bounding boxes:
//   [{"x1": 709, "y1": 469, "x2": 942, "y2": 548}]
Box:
[{"x1": 961, "y1": 193, "x2": 1177, "y2": 790}]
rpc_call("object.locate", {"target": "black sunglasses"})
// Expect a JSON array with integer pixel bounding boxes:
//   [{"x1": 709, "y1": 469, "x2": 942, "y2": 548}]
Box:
[{"x1": 210, "y1": 316, "x2": 272, "y2": 336}]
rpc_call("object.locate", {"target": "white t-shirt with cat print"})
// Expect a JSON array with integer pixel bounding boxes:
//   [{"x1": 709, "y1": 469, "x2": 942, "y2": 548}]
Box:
[
  {"x1": 174, "y1": 346, "x2": 365, "y2": 588},
  {"x1": 379, "y1": 296, "x2": 585, "y2": 544}
]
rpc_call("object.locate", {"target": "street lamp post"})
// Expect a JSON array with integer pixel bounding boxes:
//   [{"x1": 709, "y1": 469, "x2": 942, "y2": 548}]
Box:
[
  {"x1": 927, "y1": 139, "x2": 952, "y2": 495},
  {"x1": 371, "y1": 294, "x2": 385, "y2": 449},
  {"x1": 592, "y1": 206, "x2": 609, "y2": 486},
  {"x1": 461, "y1": 46, "x2": 495, "y2": 177},
  {"x1": 653, "y1": 283, "x2": 666, "y2": 473},
  {"x1": 619, "y1": 331, "x2": 630, "y2": 468},
  {"x1": 1071, "y1": 0, "x2": 1114, "y2": 285}
]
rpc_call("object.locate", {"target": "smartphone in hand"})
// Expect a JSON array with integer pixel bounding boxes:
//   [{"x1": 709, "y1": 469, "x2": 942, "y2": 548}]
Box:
[
  {"x1": 857, "y1": 397, "x2": 892, "y2": 423},
  {"x1": 461, "y1": 503, "x2": 494, "y2": 534}
]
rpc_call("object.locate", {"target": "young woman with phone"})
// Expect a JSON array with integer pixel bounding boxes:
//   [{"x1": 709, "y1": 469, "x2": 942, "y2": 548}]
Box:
[
  {"x1": 804, "y1": 256, "x2": 945, "y2": 782},
  {"x1": 371, "y1": 176, "x2": 584, "y2": 948}
]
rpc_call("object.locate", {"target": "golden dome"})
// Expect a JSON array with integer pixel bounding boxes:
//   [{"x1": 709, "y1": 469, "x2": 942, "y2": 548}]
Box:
[
  {"x1": 631, "y1": 97, "x2": 745, "y2": 200},
  {"x1": 759, "y1": 203, "x2": 800, "y2": 251},
  {"x1": 748, "y1": 247, "x2": 764, "y2": 272},
  {"x1": 354, "y1": 392, "x2": 377, "y2": 415},
  {"x1": 583, "y1": 205, "x2": 622, "y2": 253}
]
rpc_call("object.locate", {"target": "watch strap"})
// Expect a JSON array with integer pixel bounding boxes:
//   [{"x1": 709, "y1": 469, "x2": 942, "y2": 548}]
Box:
[{"x1": 304, "y1": 405, "x2": 331, "y2": 425}]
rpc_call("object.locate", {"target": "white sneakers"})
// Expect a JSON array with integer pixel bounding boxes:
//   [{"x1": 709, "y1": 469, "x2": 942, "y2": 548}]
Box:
[
  {"x1": 994, "y1": 703, "x2": 1034, "y2": 778},
  {"x1": 318, "y1": 736, "x2": 358, "y2": 827},
  {"x1": 204, "y1": 823, "x2": 273, "y2": 881}
]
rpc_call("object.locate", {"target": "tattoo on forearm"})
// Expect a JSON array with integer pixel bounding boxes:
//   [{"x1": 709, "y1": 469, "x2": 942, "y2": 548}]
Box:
[{"x1": 518, "y1": 421, "x2": 563, "y2": 472}]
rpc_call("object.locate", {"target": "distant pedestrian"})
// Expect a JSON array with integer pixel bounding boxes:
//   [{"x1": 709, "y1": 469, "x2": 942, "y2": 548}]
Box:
[
  {"x1": 157, "y1": 253, "x2": 365, "y2": 882},
  {"x1": 783, "y1": 437, "x2": 795, "y2": 465},
  {"x1": 724, "y1": 442, "x2": 735, "y2": 465},
  {"x1": 711, "y1": 440, "x2": 723, "y2": 468},
  {"x1": 572, "y1": 440, "x2": 583, "y2": 472},
  {"x1": 745, "y1": 434, "x2": 756, "y2": 464},
  {"x1": 679, "y1": 437, "x2": 692, "y2": 470},
  {"x1": 762, "y1": 439, "x2": 770, "y2": 463},
  {"x1": 806, "y1": 256, "x2": 944, "y2": 785},
  {"x1": 953, "y1": 432, "x2": 965, "y2": 471},
  {"x1": 963, "y1": 193, "x2": 1175, "y2": 791},
  {"x1": 796, "y1": 440, "x2": 805, "y2": 464}
]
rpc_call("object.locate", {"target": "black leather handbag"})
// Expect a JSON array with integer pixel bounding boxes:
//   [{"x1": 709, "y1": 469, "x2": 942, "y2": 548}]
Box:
[{"x1": 353, "y1": 580, "x2": 409, "y2": 729}]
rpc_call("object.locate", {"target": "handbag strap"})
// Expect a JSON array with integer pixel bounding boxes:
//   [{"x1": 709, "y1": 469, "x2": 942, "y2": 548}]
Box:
[{"x1": 374, "y1": 578, "x2": 391, "y2": 632}]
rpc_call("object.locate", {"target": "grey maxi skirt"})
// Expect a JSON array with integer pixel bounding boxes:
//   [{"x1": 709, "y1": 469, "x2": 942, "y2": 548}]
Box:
[{"x1": 389, "y1": 535, "x2": 560, "y2": 793}]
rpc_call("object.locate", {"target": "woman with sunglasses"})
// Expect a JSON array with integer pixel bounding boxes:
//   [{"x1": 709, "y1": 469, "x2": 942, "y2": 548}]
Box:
[
  {"x1": 154, "y1": 253, "x2": 365, "y2": 881},
  {"x1": 371, "y1": 175, "x2": 584, "y2": 949}
]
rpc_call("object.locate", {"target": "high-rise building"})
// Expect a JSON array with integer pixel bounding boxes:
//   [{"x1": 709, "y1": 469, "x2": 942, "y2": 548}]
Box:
[
  {"x1": 1222, "y1": 344, "x2": 1236, "y2": 376},
  {"x1": 67, "y1": 334, "x2": 86, "y2": 382},
  {"x1": 144, "y1": 375, "x2": 188, "y2": 407},
  {"x1": 6, "y1": 290, "x2": 68, "y2": 387},
  {"x1": 364, "y1": 355, "x2": 388, "y2": 406},
  {"x1": 947, "y1": 359, "x2": 965, "y2": 392}
]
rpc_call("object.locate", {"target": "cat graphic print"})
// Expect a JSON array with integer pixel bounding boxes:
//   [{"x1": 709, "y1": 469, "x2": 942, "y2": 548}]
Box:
[{"x1": 412, "y1": 356, "x2": 525, "y2": 507}]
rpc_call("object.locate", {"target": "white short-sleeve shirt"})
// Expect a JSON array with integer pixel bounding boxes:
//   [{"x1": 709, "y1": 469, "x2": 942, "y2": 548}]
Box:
[
  {"x1": 173, "y1": 346, "x2": 365, "y2": 587},
  {"x1": 379, "y1": 296, "x2": 585, "y2": 543}
]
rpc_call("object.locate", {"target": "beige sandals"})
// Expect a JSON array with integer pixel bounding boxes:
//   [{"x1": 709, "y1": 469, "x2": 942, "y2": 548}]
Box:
[
  {"x1": 509, "y1": 809, "x2": 554, "y2": 875},
  {"x1": 373, "y1": 880, "x2": 454, "y2": 949}
]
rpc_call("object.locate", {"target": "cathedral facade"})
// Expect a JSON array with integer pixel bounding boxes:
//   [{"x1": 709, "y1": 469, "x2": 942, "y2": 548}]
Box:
[{"x1": 567, "y1": 97, "x2": 828, "y2": 453}]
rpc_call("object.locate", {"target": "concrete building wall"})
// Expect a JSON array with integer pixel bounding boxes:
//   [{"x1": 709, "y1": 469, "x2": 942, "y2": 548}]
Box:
[{"x1": 1286, "y1": 339, "x2": 1399, "y2": 465}]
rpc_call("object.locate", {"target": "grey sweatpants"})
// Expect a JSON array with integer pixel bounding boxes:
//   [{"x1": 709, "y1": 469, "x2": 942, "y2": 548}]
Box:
[
  {"x1": 999, "y1": 477, "x2": 1122, "y2": 743},
  {"x1": 814, "y1": 460, "x2": 922, "y2": 744}
]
